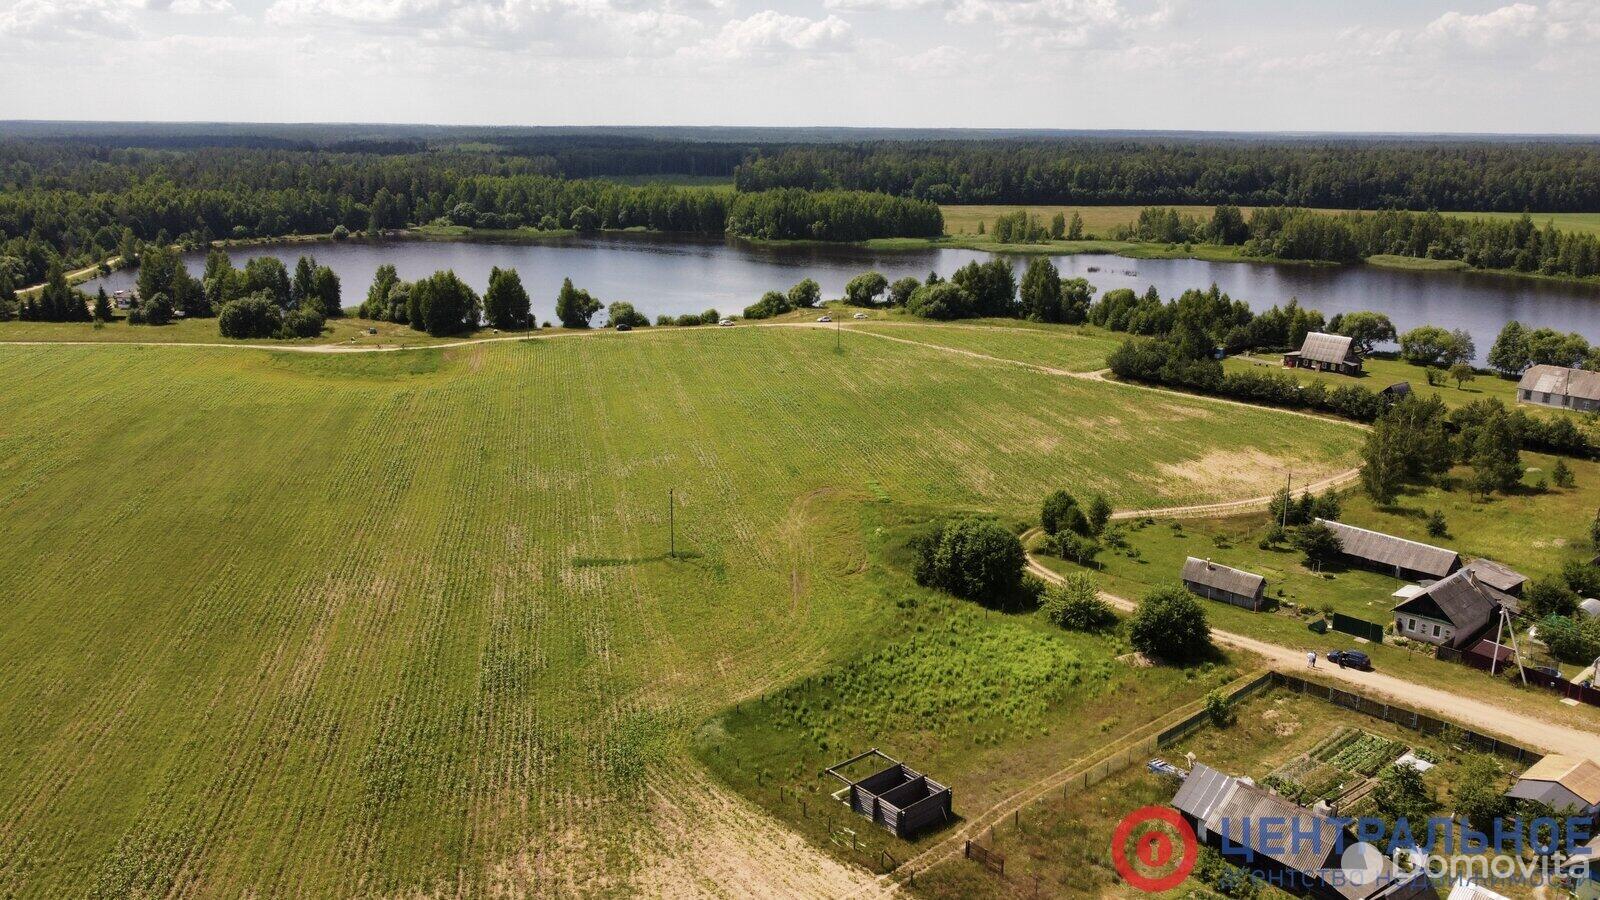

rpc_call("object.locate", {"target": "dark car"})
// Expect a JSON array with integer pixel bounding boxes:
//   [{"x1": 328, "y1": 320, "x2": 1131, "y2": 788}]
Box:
[
  {"x1": 1327, "y1": 649, "x2": 1372, "y2": 670},
  {"x1": 1533, "y1": 665, "x2": 1562, "y2": 679},
  {"x1": 615, "y1": 323, "x2": 632, "y2": 332}
]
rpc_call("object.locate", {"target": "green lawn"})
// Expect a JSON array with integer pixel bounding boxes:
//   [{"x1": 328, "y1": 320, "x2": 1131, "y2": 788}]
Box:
[
  {"x1": 1031, "y1": 452, "x2": 1600, "y2": 727},
  {"x1": 1226, "y1": 352, "x2": 1531, "y2": 411},
  {"x1": 912, "y1": 687, "x2": 1531, "y2": 899},
  {"x1": 941, "y1": 205, "x2": 1600, "y2": 240},
  {"x1": 0, "y1": 314, "x2": 514, "y2": 348},
  {"x1": 848, "y1": 319, "x2": 1122, "y2": 373},
  {"x1": 0, "y1": 326, "x2": 1362, "y2": 895}
]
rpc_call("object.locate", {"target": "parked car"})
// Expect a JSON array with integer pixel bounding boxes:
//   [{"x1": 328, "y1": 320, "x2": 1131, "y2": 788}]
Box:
[
  {"x1": 718, "y1": 318, "x2": 734, "y2": 327},
  {"x1": 1327, "y1": 649, "x2": 1372, "y2": 670},
  {"x1": 1532, "y1": 665, "x2": 1562, "y2": 679},
  {"x1": 817, "y1": 315, "x2": 832, "y2": 323},
  {"x1": 853, "y1": 312, "x2": 868, "y2": 320},
  {"x1": 615, "y1": 323, "x2": 632, "y2": 332}
]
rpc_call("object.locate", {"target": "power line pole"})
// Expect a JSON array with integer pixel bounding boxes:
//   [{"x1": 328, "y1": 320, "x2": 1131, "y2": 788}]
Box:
[
  {"x1": 668, "y1": 488, "x2": 675, "y2": 558},
  {"x1": 1281, "y1": 471, "x2": 1292, "y2": 530}
]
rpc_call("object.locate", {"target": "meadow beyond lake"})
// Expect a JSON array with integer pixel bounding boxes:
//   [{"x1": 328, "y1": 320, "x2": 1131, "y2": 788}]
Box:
[{"x1": 77, "y1": 232, "x2": 1600, "y2": 362}]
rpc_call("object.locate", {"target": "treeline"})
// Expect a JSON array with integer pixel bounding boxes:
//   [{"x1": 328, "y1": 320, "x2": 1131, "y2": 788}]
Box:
[
  {"x1": 1108, "y1": 335, "x2": 1597, "y2": 458},
  {"x1": 1121, "y1": 205, "x2": 1600, "y2": 279},
  {"x1": 733, "y1": 140, "x2": 1600, "y2": 211},
  {"x1": 723, "y1": 189, "x2": 941, "y2": 241}
]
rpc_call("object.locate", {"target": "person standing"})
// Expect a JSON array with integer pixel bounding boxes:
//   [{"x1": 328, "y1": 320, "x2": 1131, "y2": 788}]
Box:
[{"x1": 1307, "y1": 651, "x2": 1317, "y2": 668}]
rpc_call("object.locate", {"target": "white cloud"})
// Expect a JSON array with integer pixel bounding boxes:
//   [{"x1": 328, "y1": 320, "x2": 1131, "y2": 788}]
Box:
[
  {"x1": 684, "y1": 10, "x2": 854, "y2": 61},
  {"x1": 138, "y1": 0, "x2": 234, "y2": 13},
  {"x1": 0, "y1": 0, "x2": 138, "y2": 39},
  {"x1": 945, "y1": 0, "x2": 1178, "y2": 49},
  {"x1": 824, "y1": 0, "x2": 944, "y2": 11}
]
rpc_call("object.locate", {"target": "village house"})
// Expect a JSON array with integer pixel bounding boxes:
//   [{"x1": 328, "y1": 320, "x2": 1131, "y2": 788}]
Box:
[
  {"x1": 1516, "y1": 365, "x2": 1600, "y2": 413},
  {"x1": 1315, "y1": 519, "x2": 1462, "y2": 582},
  {"x1": 1391, "y1": 569, "x2": 1499, "y2": 649},
  {"x1": 1181, "y1": 557, "x2": 1267, "y2": 611},
  {"x1": 1505, "y1": 754, "x2": 1600, "y2": 818},
  {"x1": 1461, "y1": 559, "x2": 1527, "y2": 609},
  {"x1": 1283, "y1": 332, "x2": 1363, "y2": 376},
  {"x1": 1172, "y1": 763, "x2": 1437, "y2": 900}
]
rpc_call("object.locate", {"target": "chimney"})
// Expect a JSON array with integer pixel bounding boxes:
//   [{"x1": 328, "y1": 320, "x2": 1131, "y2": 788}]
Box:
[{"x1": 1205, "y1": 557, "x2": 1214, "y2": 570}]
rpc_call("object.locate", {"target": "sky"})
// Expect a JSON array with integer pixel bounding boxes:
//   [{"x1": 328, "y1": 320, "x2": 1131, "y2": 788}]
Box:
[{"x1": 0, "y1": 0, "x2": 1597, "y2": 133}]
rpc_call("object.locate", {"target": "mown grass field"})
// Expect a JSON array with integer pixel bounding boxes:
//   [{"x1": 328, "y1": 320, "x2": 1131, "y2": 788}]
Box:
[
  {"x1": 0, "y1": 325, "x2": 1361, "y2": 895},
  {"x1": 940, "y1": 205, "x2": 1600, "y2": 239},
  {"x1": 0, "y1": 314, "x2": 491, "y2": 349}
]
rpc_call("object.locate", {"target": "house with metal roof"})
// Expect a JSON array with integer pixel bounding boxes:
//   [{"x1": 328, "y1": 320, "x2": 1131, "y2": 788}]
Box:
[
  {"x1": 1284, "y1": 332, "x2": 1363, "y2": 376},
  {"x1": 1315, "y1": 519, "x2": 1462, "y2": 582},
  {"x1": 1517, "y1": 365, "x2": 1600, "y2": 413},
  {"x1": 1506, "y1": 754, "x2": 1600, "y2": 816},
  {"x1": 1182, "y1": 557, "x2": 1267, "y2": 611},
  {"x1": 1392, "y1": 569, "x2": 1500, "y2": 649},
  {"x1": 1172, "y1": 763, "x2": 1436, "y2": 900}
]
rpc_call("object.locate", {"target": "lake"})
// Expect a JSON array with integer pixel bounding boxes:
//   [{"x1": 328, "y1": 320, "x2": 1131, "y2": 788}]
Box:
[{"x1": 80, "y1": 234, "x2": 1600, "y2": 361}]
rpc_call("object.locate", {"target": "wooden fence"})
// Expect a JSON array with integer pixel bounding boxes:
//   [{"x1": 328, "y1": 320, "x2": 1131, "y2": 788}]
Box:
[{"x1": 1331, "y1": 612, "x2": 1385, "y2": 644}]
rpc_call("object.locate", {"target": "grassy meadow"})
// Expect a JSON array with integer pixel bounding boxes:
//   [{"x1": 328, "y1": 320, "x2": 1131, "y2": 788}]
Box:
[
  {"x1": 940, "y1": 205, "x2": 1600, "y2": 240},
  {"x1": 0, "y1": 324, "x2": 1362, "y2": 895}
]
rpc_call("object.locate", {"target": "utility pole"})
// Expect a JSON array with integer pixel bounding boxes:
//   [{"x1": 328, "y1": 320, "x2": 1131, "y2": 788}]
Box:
[
  {"x1": 1281, "y1": 471, "x2": 1292, "y2": 530},
  {"x1": 836, "y1": 314, "x2": 841, "y2": 352},
  {"x1": 668, "y1": 488, "x2": 675, "y2": 558}
]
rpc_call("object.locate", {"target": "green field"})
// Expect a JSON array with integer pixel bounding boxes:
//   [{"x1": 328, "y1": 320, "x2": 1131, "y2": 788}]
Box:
[
  {"x1": 0, "y1": 314, "x2": 488, "y2": 348},
  {"x1": 941, "y1": 205, "x2": 1600, "y2": 240},
  {"x1": 0, "y1": 325, "x2": 1362, "y2": 895}
]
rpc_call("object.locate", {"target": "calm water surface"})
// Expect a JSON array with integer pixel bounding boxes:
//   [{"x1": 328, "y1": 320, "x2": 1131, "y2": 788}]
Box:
[{"x1": 81, "y1": 234, "x2": 1600, "y2": 361}]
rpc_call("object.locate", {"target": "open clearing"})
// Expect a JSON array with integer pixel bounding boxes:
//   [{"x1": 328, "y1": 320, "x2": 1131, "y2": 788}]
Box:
[
  {"x1": 940, "y1": 204, "x2": 1600, "y2": 239},
  {"x1": 0, "y1": 325, "x2": 1360, "y2": 896}
]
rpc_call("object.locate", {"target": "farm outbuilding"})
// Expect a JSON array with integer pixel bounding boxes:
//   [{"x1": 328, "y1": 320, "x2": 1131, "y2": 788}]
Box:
[
  {"x1": 826, "y1": 749, "x2": 952, "y2": 840},
  {"x1": 1314, "y1": 519, "x2": 1461, "y2": 582},
  {"x1": 1462, "y1": 558, "x2": 1527, "y2": 606},
  {"x1": 1506, "y1": 754, "x2": 1600, "y2": 815},
  {"x1": 1182, "y1": 557, "x2": 1267, "y2": 611},
  {"x1": 1283, "y1": 332, "x2": 1363, "y2": 376},
  {"x1": 1516, "y1": 364, "x2": 1600, "y2": 412}
]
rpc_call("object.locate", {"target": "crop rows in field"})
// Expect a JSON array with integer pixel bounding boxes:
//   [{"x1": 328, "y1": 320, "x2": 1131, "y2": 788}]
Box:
[{"x1": 0, "y1": 326, "x2": 1360, "y2": 894}]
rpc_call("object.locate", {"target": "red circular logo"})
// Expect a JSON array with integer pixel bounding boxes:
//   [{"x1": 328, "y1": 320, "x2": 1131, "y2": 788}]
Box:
[{"x1": 1111, "y1": 806, "x2": 1198, "y2": 892}]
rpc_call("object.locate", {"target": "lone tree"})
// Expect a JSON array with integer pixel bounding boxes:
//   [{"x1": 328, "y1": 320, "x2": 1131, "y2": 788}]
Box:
[
  {"x1": 912, "y1": 518, "x2": 1025, "y2": 604},
  {"x1": 1449, "y1": 363, "x2": 1476, "y2": 390},
  {"x1": 483, "y1": 266, "x2": 532, "y2": 330},
  {"x1": 1290, "y1": 521, "x2": 1343, "y2": 565},
  {"x1": 1040, "y1": 490, "x2": 1089, "y2": 536},
  {"x1": 555, "y1": 277, "x2": 602, "y2": 328},
  {"x1": 844, "y1": 271, "x2": 888, "y2": 306},
  {"x1": 1128, "y1": 585, "x2": 1212, "y2": 664},
  {"x1": 787, "y1": 278, "x2": 821, "y2": 309}
]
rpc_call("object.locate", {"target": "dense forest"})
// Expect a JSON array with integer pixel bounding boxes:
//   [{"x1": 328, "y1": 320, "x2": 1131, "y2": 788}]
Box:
[
  {"x1": 5, "y1": 129, "x2": 1600, "y2": 289},
  {"x1": 733, "y1": 141, "x2": 1600, "y2": 210}
]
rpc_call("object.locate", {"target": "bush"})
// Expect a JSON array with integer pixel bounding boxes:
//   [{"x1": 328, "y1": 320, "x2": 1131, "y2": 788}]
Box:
[
  {"x1": 1561, "y1": 560, "x2": 1600, "y2": 598},
  {"x1": 1128, "y1": 585, "x2": 1212, "y2": 663},
  {"x1": 912, "y1": 518, "x2": 1026, "y2": 605},
  {"x1": 217, "y1": 295, "x2": 282, "y2": 339},
  {"x1": 1425, "y1": 510, "x2": 1448, "y2": 538},
  {"x1": 906, "y1": 282, "x2": 978, "y2": 320},
  {"x1": 1526, "y1": 576, "x2": 1580, "y2": 619},
  {"x1": 1539, "y1": 615, "x2": 1600, "y2": 664},
  {"x1": 1042, "y1": 574, "x2": 1116, "y2": 631},
  {"x1": 1290, "y1": 522, "x2": 1342, "y2": 564},
  {"x1": 280, "y1": 307, "x2": 325, "y2": 338},
  {"x1": 127, "y1": 292, "x2": 173, "y2": 325},
  {"x1": 1052, "y1": 532, "x2": 1102, "y2": 566},
  {"x1": 743, "y1": 290, "x2": 792, "y2": 320},
  {"x1": 1204, "y1": 691, "x2": 1234, "y2": 727},
  {"x1": 605, "y1": 301, "x2": 650, "y2": 329}
]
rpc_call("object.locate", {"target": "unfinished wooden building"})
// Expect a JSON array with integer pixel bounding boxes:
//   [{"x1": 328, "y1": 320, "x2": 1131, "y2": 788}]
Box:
[{"x1": 826, "y1": 749, "x2": 952, "y2": 839}]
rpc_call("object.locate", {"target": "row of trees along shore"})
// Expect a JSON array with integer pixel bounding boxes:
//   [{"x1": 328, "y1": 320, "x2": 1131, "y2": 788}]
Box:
[
  {"x1": 0, "y1": 150, "x2": 940, "y2": 287},
  {"x1": 1114, "y1": 205, "x2": 1600, "y2": 279}
]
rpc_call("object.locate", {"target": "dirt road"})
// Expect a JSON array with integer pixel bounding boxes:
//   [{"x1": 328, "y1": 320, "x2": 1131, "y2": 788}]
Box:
[{"x1": 1025, "y1": 551, "x2": 1598, "y2": 757}]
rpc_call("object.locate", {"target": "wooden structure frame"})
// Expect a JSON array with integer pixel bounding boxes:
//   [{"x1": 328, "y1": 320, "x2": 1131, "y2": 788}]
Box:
[{"x1": 825, "y1": 749, "x2": 953, "y2": 840}]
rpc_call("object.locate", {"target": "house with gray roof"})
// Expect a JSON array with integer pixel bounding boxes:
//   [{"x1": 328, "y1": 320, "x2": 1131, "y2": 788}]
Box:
[
  {"x1": 1284, "y1": 332, "x2": 1363, "y2": 376},
  {"x1": 1517, "y1": 365, "x2": 1600, "y2": 412},
  {"x1": 1182, "y1": 557, "x2": 1267, "y2": 611},
  {"x1": 1315, "y1": 519, "x2": 1462, "y2": 582},
  {"x1": 1392, "y1": 569, "x2": 1499, "y2": 649},
  {"x1": 1172, "y1": 763, "x2": 1437, "y2": 900}
]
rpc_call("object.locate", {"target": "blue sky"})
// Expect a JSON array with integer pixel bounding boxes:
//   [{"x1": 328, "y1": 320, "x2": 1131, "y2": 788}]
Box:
[{"x1": 1, "y1": 0, "x2": 1596, "y2": 132}]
